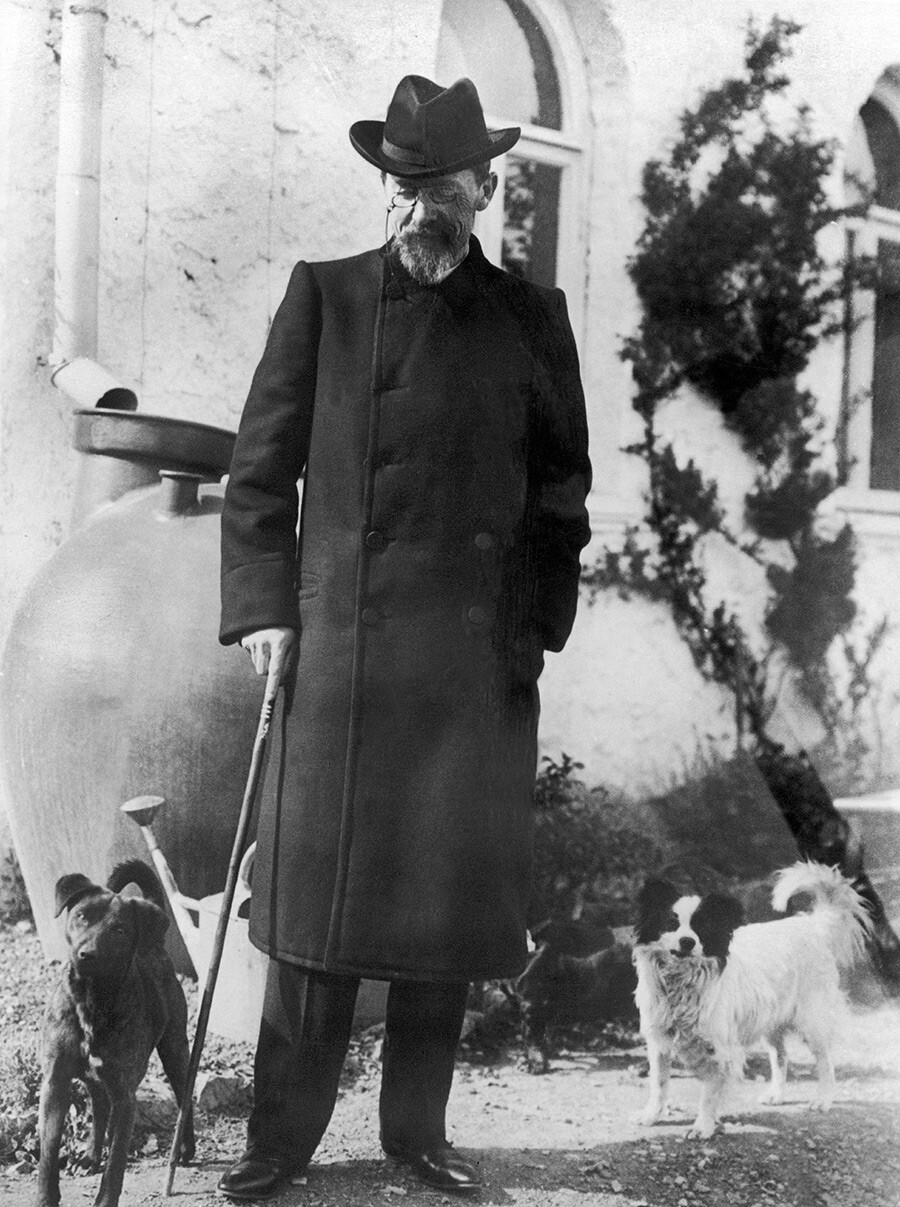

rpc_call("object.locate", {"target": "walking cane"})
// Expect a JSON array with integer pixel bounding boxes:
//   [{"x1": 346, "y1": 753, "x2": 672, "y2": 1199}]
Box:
[{"x1": 165, "y1": 656, "x2": 283, "y2": 1195}]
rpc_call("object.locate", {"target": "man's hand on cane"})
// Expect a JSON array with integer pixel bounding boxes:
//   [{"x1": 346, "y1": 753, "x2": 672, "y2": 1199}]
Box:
[{"x1": 241, "y1": 627, "x2": 297, "y2": 681}]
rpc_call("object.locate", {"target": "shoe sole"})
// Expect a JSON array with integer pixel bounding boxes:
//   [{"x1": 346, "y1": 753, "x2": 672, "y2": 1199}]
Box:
[
  {"x1": 216, "y1": 1189, "x2": 280, "y2": 1203},
  {"x1": 217, "y1": 1173, "x2": 291, "y2": 1201},
  {"x1": 385, "y1": 1152, "x2": 483, "y2": 1194}
]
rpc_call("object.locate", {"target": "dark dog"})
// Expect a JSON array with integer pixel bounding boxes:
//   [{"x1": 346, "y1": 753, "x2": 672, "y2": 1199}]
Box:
[
  {"x1": 35, "y1": 859, "x2": 195, "y2": 1207},
  {"x1": 516, "y1": 915, "x2": 638, "y2": 1072}
]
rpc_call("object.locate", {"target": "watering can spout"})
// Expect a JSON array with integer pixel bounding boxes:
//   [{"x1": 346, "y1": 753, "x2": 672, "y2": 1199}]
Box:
[
  {"x1": 120, "y1": 795, "x2": 204, "y2": 967},
  {"x1": 121, "y1": 794, "x2": 166, "y2": 830}
]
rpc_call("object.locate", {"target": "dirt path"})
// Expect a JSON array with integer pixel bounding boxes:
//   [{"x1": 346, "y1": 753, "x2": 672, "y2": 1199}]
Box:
[{"x1": 5, "y1": 1001, "x2": 899, "y2": 1207}]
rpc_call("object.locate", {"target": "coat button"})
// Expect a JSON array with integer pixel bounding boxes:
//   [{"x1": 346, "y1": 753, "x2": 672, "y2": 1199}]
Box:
[
  {"x1": 467, "y1": 605, "x2": 488, "y2": 625},
  {"x1": 361, "y1": 607, "x2": 381, "y2": 626},
  {"x1": 365, "y1": 530, "x2": 385, "y2": 551},
  {"x1": 474, "y1": 532, "x2": 494, "y2": 550}
]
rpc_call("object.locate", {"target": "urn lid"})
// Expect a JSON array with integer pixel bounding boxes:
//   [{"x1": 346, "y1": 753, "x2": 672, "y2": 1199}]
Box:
[{"x1": 73, "y1": 409, "x2": 236, "y2": 479}]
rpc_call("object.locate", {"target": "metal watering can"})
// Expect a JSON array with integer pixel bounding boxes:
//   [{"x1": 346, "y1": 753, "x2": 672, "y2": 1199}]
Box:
[
  {"x1": 122, "y1": 795, "x2": 267, "y2": 1042},
  {"x1": 121, "y1": 795, "x2": 389, "y2": 1041}
]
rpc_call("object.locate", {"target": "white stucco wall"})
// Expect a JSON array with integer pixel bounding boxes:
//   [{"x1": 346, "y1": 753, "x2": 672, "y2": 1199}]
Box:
[
  {"x1": 0, "y1": 0, "x2": 73, "y2": 651},
  {"x1": 4, "y1": 0, "x2": 900, "y2": 805}
]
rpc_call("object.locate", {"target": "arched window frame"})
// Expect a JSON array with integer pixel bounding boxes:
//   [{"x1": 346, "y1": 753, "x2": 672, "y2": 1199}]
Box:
[
  {"x1": 840, "y1": 73, "x2": 900, "y2": 518},
  {"x1": 454, "y1": 0, "x2": 590, "y2": 342}
]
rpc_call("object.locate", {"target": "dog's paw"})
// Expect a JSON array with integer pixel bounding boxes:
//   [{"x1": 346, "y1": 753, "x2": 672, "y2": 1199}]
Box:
[
  {"x1": 758, "y1": 1087, "x2": 785, "y2": 1105},
  {"x1": 634, "y1": 1104, "x2": 667, "y2": 1127},
  {"x1": 686, "y1": 1118, "x2": 720, "y2": 1139},
  {"x1": 808, "y1": 1097, "x2": 834, "y2": 1113}
]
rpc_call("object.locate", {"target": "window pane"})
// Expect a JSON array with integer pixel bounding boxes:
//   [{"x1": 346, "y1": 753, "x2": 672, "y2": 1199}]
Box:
[
  {"x1": 437, "y1": 0, "x2": 562, "y2": 129},
  {"x1": 501, "y1": 157, "x2": 560, "y2": 287},
  {"x1": 871, "y1": 239, "x2": 900, "y2": 490}
]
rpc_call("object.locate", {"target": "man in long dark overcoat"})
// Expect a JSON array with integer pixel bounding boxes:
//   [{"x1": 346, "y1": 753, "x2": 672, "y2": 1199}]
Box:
[{"x1": 218, "y1": 74, "x2": 592, "y2": 1200}]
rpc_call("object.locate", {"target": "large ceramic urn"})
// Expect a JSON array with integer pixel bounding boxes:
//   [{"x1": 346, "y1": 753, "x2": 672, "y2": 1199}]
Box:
[{"x1": 0, "y1": 408, "x2": 266, "y2": 964}]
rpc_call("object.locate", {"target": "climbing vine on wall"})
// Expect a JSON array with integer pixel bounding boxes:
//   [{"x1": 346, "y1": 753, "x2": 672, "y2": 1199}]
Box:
[{"x1": 582, "y1": 17, "x2": 886, "y2": 792}]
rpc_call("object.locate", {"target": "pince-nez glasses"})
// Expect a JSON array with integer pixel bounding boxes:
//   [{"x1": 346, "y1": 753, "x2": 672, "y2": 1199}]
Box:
[{"x1": 388, "y1": 183, "x2": 461, "y2": 210}]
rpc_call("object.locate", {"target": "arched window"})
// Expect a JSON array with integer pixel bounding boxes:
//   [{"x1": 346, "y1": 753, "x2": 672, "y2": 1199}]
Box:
[
  {"x1": 842, "y1": 72, "x2": 900, "y2": 495},
  {"x1": 436, "y1": 0, "x2": 585, "y2": 317}
]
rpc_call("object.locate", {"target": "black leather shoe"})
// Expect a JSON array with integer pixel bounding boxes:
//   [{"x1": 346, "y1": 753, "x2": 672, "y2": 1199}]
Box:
[
  {"x1": 217, "y1": 1152, "x2": 299, "y2": 1201},
  {"x1": 383, "y1": 1140, "x2": 483, "y2": 1193}
]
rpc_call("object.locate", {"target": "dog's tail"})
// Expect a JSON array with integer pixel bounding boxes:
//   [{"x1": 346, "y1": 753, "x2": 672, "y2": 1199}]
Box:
[
  {"x1": 107, "y1": 859, "x2": 168, "y2": 914},
  {"x1": 772, "y1": 860, "x2": 872, "y2": 971}
]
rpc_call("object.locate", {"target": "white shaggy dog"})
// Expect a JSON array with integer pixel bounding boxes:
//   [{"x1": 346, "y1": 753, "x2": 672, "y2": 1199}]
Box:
[{"x1": 632, "y1": 862, "x2": 872, "y2": 1138}]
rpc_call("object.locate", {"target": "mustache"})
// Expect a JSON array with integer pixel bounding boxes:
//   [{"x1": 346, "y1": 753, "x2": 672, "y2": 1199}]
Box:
[{"x1": 399, "y1": 217, "x2": 464, "y2": 245}]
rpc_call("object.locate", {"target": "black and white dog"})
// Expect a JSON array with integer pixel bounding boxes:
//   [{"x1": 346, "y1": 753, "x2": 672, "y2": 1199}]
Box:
[{"x1": 632, "y1": 861, "x2": 871, "y2": 1137}]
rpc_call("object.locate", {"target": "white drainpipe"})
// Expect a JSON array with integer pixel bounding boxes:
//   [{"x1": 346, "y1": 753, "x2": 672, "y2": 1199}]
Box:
[{"x1": 51, "y1": 0, "x2": 136, "y2": 409}]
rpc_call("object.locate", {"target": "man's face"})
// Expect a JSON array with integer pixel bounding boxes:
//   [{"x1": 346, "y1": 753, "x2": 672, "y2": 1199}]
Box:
[{"x1": 384, "y1": 168, "x2": 495, "y2": 285}]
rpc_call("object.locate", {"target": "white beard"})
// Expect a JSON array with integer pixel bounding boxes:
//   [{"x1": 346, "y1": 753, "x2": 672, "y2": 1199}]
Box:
[
  {"x1": 395, "y1": 235, "x2": 462, "y2": 285},
  {"x1": 392, "y1": 200, "x2": 472, "y2": 285}
]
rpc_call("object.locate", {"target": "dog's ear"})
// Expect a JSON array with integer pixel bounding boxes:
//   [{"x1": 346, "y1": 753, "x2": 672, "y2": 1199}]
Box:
[
  {"x1": 692, "y1": 893, "x2": 744, "y2": 964},
  {"x1": 54, "y1": 873, "x2": 100, "y2": 917},
  {"x1": 635, "y1": 878, "x2": 680, "y2": 943},
  {"x1": 127, "y1": 896, "x2": 170, "y2": 949}
]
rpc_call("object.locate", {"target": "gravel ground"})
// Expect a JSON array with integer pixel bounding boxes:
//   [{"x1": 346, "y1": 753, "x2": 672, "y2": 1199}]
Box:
[{"x1": 2, "y1": 923, "x2": 900, "y2": 1207}]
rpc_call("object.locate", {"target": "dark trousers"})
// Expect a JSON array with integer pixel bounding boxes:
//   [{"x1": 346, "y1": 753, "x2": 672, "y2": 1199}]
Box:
[{"x1": 246, "y1": 959, "x2": 469, "y2": 1167}]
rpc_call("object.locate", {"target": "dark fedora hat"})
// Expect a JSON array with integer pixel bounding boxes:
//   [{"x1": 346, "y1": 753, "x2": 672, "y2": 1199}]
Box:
[{"x1": 350, "y1": 75, "x2": 520, "y2": 180}]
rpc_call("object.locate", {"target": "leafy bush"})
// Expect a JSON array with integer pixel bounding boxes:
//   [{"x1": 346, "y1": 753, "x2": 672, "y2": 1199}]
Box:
[
  {"x1": 765, "y1": 527, "x2": 857, "y2": 665},
  {"x1": 530, "y1": 754, "x2": 668, "y2": 925},
  {"x1": 0, "y1": 1039, "x2": 42, "y2": 1165},
  {"x1": 530, "y1": 754, "x2": 596, "y2": 924},
  {"x1": 0, "y1": 847, "x2": 32, "y2": 926}
]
